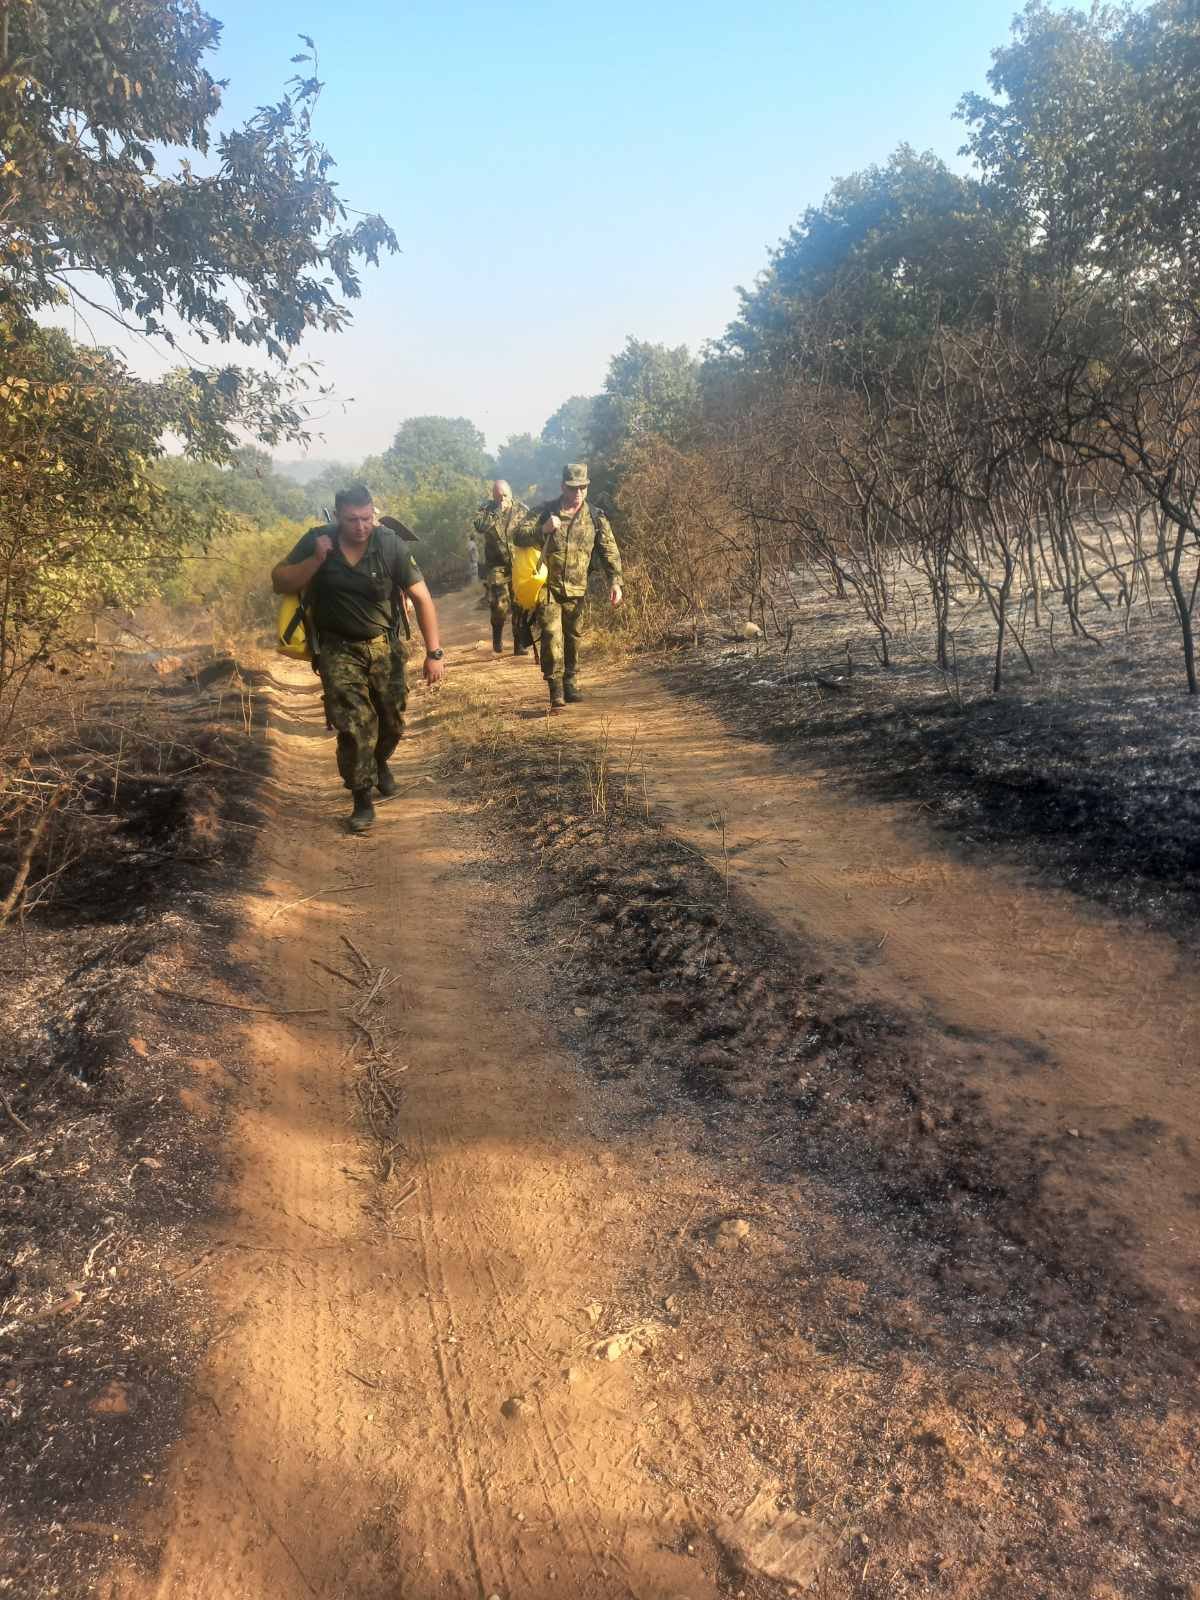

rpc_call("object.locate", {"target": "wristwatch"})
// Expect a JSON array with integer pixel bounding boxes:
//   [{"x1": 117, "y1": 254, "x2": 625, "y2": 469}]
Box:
[{"x1": 426, "y1": 648, "x2": 444, "y2": 661}]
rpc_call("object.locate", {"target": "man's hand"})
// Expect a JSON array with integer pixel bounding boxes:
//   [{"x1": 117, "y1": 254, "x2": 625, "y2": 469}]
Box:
[
  {"x1": 542, "y1": 514, "x2": 561, "y2": 537},
  {"x1": 314, "y1": 533, "x2": 333, "y2": 563},
  {"x1": 424, "y1": 654, "x2": 446, "y2": 686},
  {"x1": 610, "y1": 583, "x2": 624, "y2": 607}
]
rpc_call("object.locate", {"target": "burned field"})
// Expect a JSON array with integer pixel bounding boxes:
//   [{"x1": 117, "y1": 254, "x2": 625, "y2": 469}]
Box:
[
  {"x1": 659, "y1": 568, "x2": 1200, "y2": 940},
  {"x1": 0, "y1": 658, "x2": 267, "y2": 1597},
  {"x1": 449, "y1": 722, "x2": 1199, "y2": 1598}
]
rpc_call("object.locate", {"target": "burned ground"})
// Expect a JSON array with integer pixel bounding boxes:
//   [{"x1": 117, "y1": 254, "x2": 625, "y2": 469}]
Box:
[
  {"x1": 653, "y1": 578, "x2": 1200, "y2": 940},
  {"x1": 447, "y1": 721, "x2": 1199, "y2": 1598},
  {"x1": 0, "y1": 658, "x2": 268, "y2": 1597}
]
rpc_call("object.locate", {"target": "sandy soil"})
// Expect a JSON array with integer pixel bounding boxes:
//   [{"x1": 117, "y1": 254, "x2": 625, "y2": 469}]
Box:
[
  {"x1": 103, "y1": 597, "x2": 718, "y2": 1600},
  {"x1": 97, "y1": 584, "x2": 1197, "y2": 1598}
]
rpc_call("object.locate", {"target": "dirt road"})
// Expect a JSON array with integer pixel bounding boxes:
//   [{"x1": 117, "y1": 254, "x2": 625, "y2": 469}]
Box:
[
  {"x1": 105, "y1": 586, "x2": 1197, "y2": 1598},
  {"x1": 577, "y1": 670, "x2": 1199, "y2": 1312},
  {"x1": 106, "y1": 595, "x2": 720, "y2": 1600}
]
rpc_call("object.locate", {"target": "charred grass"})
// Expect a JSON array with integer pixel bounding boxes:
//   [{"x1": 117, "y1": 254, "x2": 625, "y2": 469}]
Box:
[
  {"x1": 657, "y1": 570, "x2": 1200, "y2": 940},
  {"x1": 0, "y1": 656, "x2": 269, "y2": 1596},
  {"x1": 446, "y1": 717, "x2": 1199, "y2": 1599}
]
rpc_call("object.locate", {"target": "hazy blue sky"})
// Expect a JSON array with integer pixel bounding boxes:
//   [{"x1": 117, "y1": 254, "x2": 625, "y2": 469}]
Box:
[{"x1": 180, "y1": 0, "x2": 1034, "y2": 460}]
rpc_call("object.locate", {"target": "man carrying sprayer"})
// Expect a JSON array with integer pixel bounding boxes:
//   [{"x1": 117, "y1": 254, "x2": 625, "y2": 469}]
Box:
[
  {"x1": 473, "y1": 478, "x2": 532, "y2": 656},
  {"x1": 272, "y1": 485, "x2": 446, "y2": 834},
  {"x1": 514, "y1": 462, "x2": 623, "y2": 710}
]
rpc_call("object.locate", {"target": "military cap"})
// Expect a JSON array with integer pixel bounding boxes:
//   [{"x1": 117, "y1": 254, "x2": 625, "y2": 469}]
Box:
[{"x1": 562, "y1": 462, "x2": 590, "y2": 487}]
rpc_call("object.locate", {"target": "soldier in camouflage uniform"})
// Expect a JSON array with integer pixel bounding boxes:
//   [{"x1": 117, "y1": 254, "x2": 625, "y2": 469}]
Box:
[
  {"x1": 272, "y1": 486, "x2": 446, "y2": 833},
  {"x1": 514, "y1": 462, "x2": 623, "y2": 710},
  {"x1": 473, "y1": 479, "x2": 532, "y2": 655}
]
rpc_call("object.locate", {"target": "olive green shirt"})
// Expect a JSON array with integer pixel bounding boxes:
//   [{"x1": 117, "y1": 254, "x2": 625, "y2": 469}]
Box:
[{"x1": 285, "y1": 525, "x2": 423, "y2": 642}]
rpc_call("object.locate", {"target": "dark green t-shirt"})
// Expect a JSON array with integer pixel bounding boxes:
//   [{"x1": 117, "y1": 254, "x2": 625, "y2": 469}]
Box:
[{"x1": 286, "y1": 525, "x2": 423, "y2": 642}]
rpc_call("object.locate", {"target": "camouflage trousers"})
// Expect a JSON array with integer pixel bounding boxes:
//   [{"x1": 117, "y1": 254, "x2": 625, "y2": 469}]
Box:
[
  {"x1": 533, "y1": 594, "x2": 586, "y2": 685},
  {"x1": 318, "y1": 633, "x2": 407, "y2": 792},
  {"x1": 487, "y1": 581, "x2": 535, "y2": 651},
  {"x1": 486, "y1": 579, "x2": 511, "y2": 626}
]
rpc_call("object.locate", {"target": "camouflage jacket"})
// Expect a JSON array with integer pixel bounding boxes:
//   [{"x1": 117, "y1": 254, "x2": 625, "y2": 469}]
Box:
[
  {"x1": 472, "y1": 496, "x2": 528, "y2": 584},
  {"x1": 513, "y1": 497, "x2": 622, "y2": 601}
]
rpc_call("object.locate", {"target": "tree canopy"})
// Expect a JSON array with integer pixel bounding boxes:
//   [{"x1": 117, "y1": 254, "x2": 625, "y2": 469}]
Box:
[
  {"x1": 385, "y1": 415, "x2": 491, "y2": 491},
  {"x1": 719, "y1": 146, "x2": 1016, "y2": 373},
  {"x1": 590, "y1": 339, "x2": 700, "y2": 464},
  {"x1": 0, "y1": 1, "x2": 396, "y2": 709},
  {"x1": 0, "y1": 1, "x2": 395, "y2": 427}
]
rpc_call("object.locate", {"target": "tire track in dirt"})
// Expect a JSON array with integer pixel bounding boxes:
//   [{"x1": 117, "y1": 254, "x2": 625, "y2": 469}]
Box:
[
  {"x1": 569, "y1": 666, "x2": 1199, "y2": 1313},
  {"x1": 95, "y1": 587, "x2": 1198, "y2": 1597},
  {"x1": 415, "y1": 613, "x2": 1197, "y2": 1311},
  {"x1": 444, "y1": 671, "x2": 1200, "y2": 1597},
  {"x1": 103, "y1": 593, "x2": 717, "y2": 1600}
]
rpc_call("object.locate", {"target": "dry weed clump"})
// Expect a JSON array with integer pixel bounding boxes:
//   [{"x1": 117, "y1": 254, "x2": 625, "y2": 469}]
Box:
[{"x1": 0, "y1": 661, "x2": 266, "y2": 932}]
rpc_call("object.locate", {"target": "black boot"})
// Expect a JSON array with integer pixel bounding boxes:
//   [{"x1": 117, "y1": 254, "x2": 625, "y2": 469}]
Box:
[
  {"x1": 348, "y1": 788, "x2": 375, "y2": 833},
  {"x1": 376, "y1": 761, "x2": 398, "y2": 798},
  {"x1": 563, "y1": 678, "x2": 583, "y2": 703},
  {"x1": 491, "y1": 618, "x2": 504, "y2": 654},
  {"x1": 548, "y1": 679, "x2": 565, "y2": 712}
]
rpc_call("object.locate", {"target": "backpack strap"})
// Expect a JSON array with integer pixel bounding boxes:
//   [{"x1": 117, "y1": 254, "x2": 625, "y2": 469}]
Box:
[{"x1": 375, "y1": 526, "x2": 413, "y2": 643}]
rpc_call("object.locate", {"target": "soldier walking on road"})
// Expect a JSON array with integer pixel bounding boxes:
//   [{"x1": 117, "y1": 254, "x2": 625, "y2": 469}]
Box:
[
  {"x1": 514, "y1": 463, "x2": 623, "y2": 711},
  {"x1": 473, "y1": 478, "x2": 531, "y2": 656},
  {"x1": 272, "y1": 485, "x2": 446, "y2": 834}
]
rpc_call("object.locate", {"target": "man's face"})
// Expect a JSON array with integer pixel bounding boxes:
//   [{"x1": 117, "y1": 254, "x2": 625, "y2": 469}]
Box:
[
  {"x1": 337, "y1": 502, "x2": 375, "y2": 544},
  {"x1": 560, "y1": 484, "x2": 585, "y2": 513},
  {"x1": 491, "y1": 480, "x2": 509, "y2": 504}
]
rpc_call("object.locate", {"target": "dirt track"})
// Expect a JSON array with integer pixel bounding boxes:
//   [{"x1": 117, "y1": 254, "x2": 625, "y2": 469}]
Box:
[
  {"x1": 103, "y1": 586, "x2": 1198, "y2": 1598},
  {"x1": 105, "y1": 593, "x2": 720, "y2": 1600},
  {"x1": 575, "y1": 671, "x2": 1198, "y2": 1313}
]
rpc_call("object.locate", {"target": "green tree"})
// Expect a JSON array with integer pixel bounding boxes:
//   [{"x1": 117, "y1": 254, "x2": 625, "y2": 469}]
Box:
[
  {"x1": 385, "y1": 416, "x2": 491, "y2": 491},
  {"x1": 542, "y1": 395, "x2": 597, "y2": 461},
  {"x1": 0, "y1": 2, "x2": 395, "y2": 399},
  {"x1": 154, "y1": 449, "x2": 308, "y2": 528},
  {"x1": 493, "y1": 398, "x2": 600, "y2": 500},
  {"x1": 590, "y1": 339, "x2": 700, "y2": 467},
  {"x1": 406, "y1": 482, "x2": 482, "y2": 590},
  {"x1": 0, "y1": 2, "x2": 395, "y2": 707},
  {"x1": 493, "y1": 432, "x2": 551, "y2": 499},
  {"x1": 0, "y1": 329, "x2": 207, "y2": 720},
  {"x1": 960, "y1": 0, "x2": 1200, "y2": 305},
  {"x1": 719, "y1": 146, "x2": 1016, "y2": 373}
]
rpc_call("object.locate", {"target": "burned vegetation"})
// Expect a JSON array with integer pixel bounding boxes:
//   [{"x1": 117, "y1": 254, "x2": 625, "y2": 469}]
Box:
[
  {"x1": 449, "y1": 722, "x2": 1199, "y2": 1598},
  {"x1": 658, "y1": 561, "x2": 1200, "y2": 941},
  {"x1": 0, "y1": 657, "x2": 267, "y2": 1596}
]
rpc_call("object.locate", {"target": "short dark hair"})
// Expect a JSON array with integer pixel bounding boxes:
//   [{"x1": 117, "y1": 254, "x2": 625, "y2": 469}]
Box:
[{"x1": 334, "y1": 484, "x2": 373, "y2": 513}]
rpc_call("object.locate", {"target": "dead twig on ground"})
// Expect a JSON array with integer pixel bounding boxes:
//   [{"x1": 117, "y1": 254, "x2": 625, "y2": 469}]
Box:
[
  {"x1": 310, "y1": 958, "x2": 358, "y2": 986},
  {"x1": 340, "y1": 934, "x2": 373, "y2": 979},
  {"x1": 153, "y1": 986, "x2": 327, "y2": 1018},
  {"x1": 0, "y1": 783, "x2": 69, "y2": 927},
  {"x1": 267, "y1": 881, "x2": 376, "y2": 924},
  {"x1": 0, "y1": 1089, "x2": 33, "y2": 1136}
]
